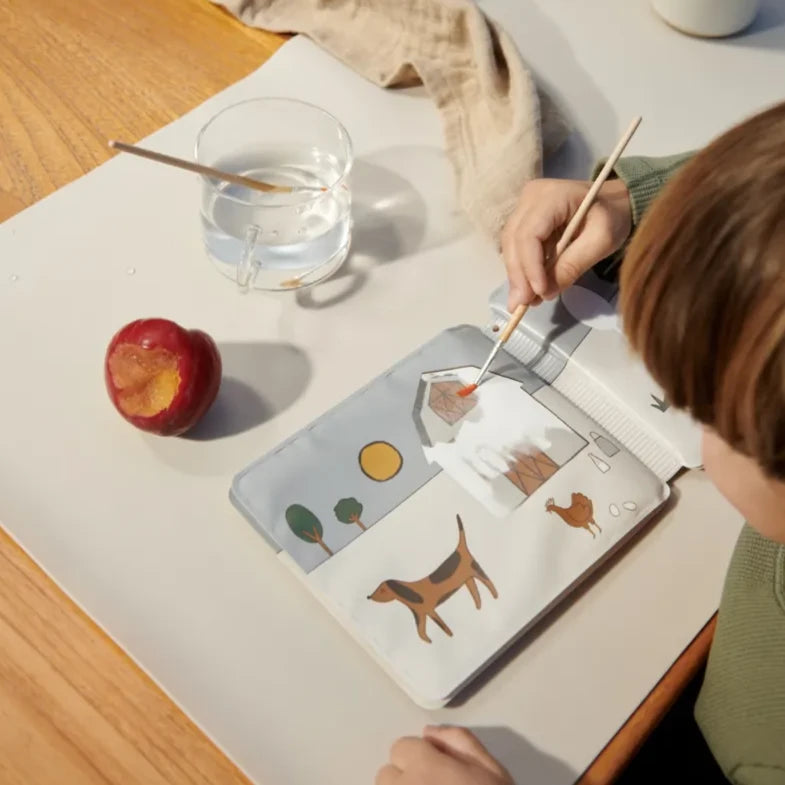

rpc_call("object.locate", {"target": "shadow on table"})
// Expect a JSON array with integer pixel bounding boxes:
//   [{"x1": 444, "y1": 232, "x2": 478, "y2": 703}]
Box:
[
  {"x1": 450, "y1": 483, "x2": 681, "y2": 707},
  {"x1": 544, "y1": 129, "x2": 597, "y2": 181},
  {"x1": 615, "y1": 666, "x2": 727, "y2": 784},
  {"x1": 186, "y1": 341, "x2": 310, "y2": 440},
  {"x1": 351, "y1": 145, "x2": 468, "y2": 261},
  {"x1": 486, "y1": 0, "x2": 617, "y2": 181},
  {"x1": 144, "y1": 341, "x2": 310, "y2": 475},
  {"x1": 706, "y1": 0, "x2": 785, "y2": 51},
  {"x1": 295, "y1": 145, "x2": 469, "y2": 310},
  {"x1": 471, "y1": 726, "x2": 577, "y2": 785},
  {"x1": 293, "y1": 254, "x2": 372, "y2": 310}
]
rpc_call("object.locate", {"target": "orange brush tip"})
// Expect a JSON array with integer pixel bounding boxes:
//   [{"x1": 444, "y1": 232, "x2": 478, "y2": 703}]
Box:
[{"x1": 457, "y1": 384, "x2": 477, "y2": 398}]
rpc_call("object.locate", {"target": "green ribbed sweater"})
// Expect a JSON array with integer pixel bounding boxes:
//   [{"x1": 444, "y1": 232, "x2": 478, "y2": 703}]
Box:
[{"x1": 610, "y1": 154, "x2": 785, "y2": 784}]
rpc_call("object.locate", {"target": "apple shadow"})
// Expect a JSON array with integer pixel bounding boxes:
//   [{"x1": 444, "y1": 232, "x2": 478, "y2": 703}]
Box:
[
  {"x1": 185, "y1": 341, "x2": 311, "y2": 440},
  {"x1": 470, "y1": 726, "x2": 577, "y2": 785},
  {"x1": 143, "y1": 341, "x2": 311, "y2": 476}
]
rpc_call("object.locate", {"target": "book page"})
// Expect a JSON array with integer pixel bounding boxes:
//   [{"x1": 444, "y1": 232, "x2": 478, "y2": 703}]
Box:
[
  {"x1": 489, "y1": 276, "x2": 702, "y2": 470},
  {"x1": 231, "y1": 325, "x2": 670, "y2": 707},
  {"x1": 298, "y1": 377, "x2": 669, "y2": 707}
]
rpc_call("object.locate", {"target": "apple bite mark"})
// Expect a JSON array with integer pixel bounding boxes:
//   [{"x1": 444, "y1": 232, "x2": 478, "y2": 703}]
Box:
[
  {"x1": 105, "y1": 318, "x2": 222, "y2": 436},
  {"x1": 108, "y1": 344, "x2": 181, "y2": 417}
]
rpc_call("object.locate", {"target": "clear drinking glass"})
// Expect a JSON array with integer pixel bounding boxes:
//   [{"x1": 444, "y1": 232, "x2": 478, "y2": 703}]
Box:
[{"x1": 196, "y1": 98, "x2": 353, "y2": 291}]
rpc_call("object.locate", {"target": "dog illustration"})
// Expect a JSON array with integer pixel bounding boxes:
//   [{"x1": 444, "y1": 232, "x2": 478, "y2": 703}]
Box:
[{"x1": 367, "y1": 515, "x2": 498, "y2": 643}]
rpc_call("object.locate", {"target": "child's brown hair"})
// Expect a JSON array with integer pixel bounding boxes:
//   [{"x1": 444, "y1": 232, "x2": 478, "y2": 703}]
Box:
[{"x1": 620, "y1": 101, "x2": 785, "y2": 477}]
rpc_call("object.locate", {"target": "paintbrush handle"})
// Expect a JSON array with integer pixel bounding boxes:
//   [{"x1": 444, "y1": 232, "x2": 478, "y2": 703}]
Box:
[
  {"x1": 554, "y1": 116, "x2": 642, "y2": 258},
  {"x1": 494, "y1": 117, "x2": 641, "y2": 353},
  {"x1": 108, "y1": 140, "x2": 322, "y2": 195},
  {"x1": 500, "y1": 303, "x2": 527, "y2": 343}
]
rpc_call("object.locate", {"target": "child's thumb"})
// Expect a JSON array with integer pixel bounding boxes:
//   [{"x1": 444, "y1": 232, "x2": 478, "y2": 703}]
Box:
[{"x1": 423, "y1": 726, "x2": 507, "y2": 777}]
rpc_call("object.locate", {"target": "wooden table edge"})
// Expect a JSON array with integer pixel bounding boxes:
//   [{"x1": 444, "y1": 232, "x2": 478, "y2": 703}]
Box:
[{"x1": 576, "y1": 614, "x2": 717, "y2": 784}]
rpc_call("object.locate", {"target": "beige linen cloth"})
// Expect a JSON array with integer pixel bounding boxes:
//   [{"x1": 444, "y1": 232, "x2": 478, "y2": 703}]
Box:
[{"x1": 211, "y1": 0, "x2": 569, "y2": 241}]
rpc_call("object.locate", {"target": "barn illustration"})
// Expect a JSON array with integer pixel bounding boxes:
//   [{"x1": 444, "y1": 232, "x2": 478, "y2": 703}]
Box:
[{"x1": 412, "y1": 368, "x2": 587, "y2": 515}]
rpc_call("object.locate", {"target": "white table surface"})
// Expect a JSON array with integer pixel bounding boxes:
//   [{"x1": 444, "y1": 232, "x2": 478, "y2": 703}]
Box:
[{"x1": 2, "y1": 1, "x2": 783, "y2": 782}]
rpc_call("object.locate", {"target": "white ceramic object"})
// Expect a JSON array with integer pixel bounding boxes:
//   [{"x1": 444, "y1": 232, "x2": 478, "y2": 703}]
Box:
[{"x1": 652, "y1": 0, "x2": 760, "y2": 37}]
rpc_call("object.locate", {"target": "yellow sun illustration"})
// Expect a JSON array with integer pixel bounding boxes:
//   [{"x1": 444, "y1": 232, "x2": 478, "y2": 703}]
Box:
[{"x1": 359, "y1": 441, "x2": 403, "y2": 482}]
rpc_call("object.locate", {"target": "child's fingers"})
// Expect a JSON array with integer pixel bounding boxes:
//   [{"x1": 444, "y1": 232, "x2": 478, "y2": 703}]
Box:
[
  {"x1": 504, "y1": 196, "x2": 574, "y2": 309},
  {"x1": 423, "y1": 726, "x2": 507, "y2": 778},
  {"x1": 517, "y1": 233, "x2": 549, "y2": 299},
  {"x1": 389, "y1": 736, "x2": 441, "y2": 771},
  {"x1": 423, "y1": 725, "x2": 487, "y2": 759},
  {"x1": 516, "y1": 225, "x2": 551, "y2": 295},
  {"x1": 374, "y1": 764, "x2": 401, "y2": 785},
  {"x1": 501, "y1": 218, "x2": 536, "y2": 310}
]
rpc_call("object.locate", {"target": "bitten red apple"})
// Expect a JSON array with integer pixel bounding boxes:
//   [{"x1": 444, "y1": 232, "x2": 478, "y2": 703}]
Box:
[{"x1": 104, "y1": 318, "x2": 222, "y2": 436}]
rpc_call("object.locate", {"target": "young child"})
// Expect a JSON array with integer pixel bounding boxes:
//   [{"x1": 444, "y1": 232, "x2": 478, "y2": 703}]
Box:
[{"x1": 375, "y1": 102, "x2": 785, "y2": 784}]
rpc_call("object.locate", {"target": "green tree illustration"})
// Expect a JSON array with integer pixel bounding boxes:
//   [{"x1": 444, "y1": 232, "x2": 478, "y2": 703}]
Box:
[
  {"x1": 333, "y1": 497, "x2": 366, "y2": 531},
  {"x1": 285, "y1": 504, "x2": 333, "y2": 556}
]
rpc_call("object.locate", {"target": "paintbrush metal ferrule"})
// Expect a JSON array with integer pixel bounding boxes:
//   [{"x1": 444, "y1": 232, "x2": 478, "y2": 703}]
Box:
[{"x1": 473, "y1": 337, "x2": 504, "y2": 386}]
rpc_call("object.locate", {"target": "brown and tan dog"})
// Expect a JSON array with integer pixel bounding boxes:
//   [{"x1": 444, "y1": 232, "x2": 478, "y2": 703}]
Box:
[{"x1": 368, "y1": 515, "x2": 498, "y2": 643}]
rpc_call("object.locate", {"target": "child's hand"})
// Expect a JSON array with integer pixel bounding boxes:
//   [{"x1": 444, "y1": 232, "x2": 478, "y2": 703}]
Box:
[
  {"x1": 376, "y1": 726, "x2": 514, "y2": 785},
  {"x1": 501, "y1": 178, "x2": 632, "y2": 311}
]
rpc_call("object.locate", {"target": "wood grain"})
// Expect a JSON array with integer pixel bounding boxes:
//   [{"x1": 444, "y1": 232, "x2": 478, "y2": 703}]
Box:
[
  {"x1": 0, "y1": 0, "x2": 284, "y2": 221},
  {"x1": 0, "y1": 530, "x2": 252, "y2": 785},
  {"x1": 0, "y1": 0, "x2": 711, "y2": 781},
  {"x1": 0, "y1": 0, "x2": 283, "y2": 781},
  {"x1": 577, "y1": 616, "x2": 716, "y2": 785}
]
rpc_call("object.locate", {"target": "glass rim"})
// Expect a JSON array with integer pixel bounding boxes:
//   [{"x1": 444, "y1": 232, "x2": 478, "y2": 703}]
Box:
[{"x1": 194, "y1": 96, "x2": 354, "y2": 207}]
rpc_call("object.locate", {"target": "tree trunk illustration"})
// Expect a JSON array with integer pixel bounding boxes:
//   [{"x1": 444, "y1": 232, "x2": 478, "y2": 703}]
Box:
[
  {"x1": 302, "y1": 528, "x2": 334, "y2": 555},
  {"x1": 286, "y1": 504, "x2": 334, "y2": 558},
  {"x1": 334, "y1": 497, "x2": 367, "y2": 533},
  {"x1": 315, "y1": 536, "x2": 333, "y2": 556}
]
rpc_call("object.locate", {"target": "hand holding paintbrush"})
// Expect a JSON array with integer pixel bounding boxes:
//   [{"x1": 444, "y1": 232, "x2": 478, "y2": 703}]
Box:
[{"x1": 457, "y1": 116, "x2": 642, "y2": 397}]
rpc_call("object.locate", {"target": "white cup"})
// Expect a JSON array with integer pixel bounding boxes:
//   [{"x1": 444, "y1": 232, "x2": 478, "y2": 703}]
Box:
[{"x1": 651, "y1": 0, "x2": 760, "y2": 37}]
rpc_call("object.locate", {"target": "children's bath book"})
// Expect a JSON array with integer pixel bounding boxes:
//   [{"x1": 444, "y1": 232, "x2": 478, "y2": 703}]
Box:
[{"x1": 230, "y1": 271, "x2": 701, "y2": 708}]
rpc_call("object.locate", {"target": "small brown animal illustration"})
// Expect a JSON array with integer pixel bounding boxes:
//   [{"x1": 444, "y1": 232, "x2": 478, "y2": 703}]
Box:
[
  {"x1": 545, "y1": 492, "x2": 602, "y2": 537},
  {"x1": 367, "y1": 515, "x2": 498, "y2": 644}
]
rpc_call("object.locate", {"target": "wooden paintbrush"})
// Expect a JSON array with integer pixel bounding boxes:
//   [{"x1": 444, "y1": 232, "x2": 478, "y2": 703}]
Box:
[
  {"x1": 457, "y1": 115, "x2": 642, "y2": 398},
  {"x1": 108, "y1": 140, "x2": 326, "y2": 194}
]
